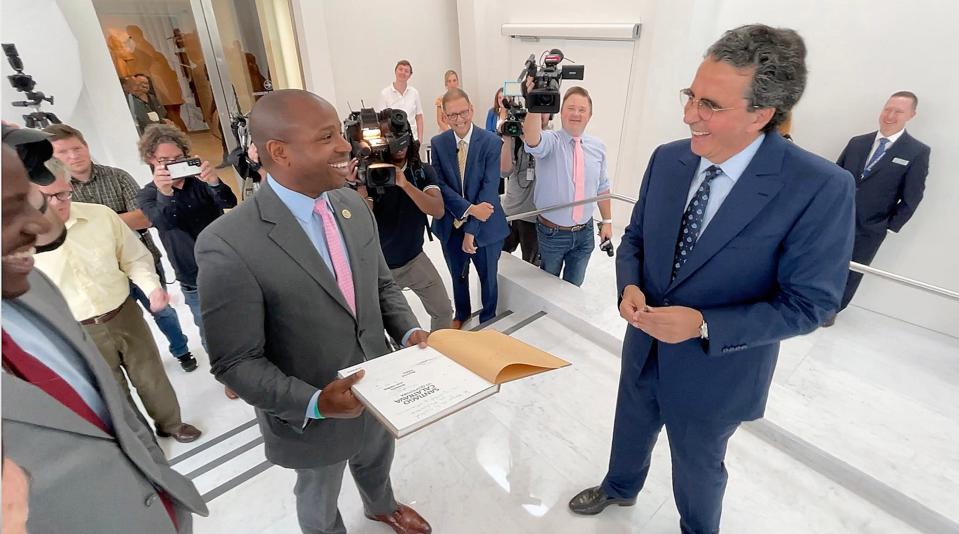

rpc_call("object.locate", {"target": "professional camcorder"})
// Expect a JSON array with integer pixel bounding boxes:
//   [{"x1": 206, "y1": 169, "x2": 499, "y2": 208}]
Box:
[
  {"x1": 344, "y1": 107, "x2": 412, "y2": 191},
  {"x1": 521, "y1": 49, "x2": 584, "y2": 114},
  {"x1": 500, "y1": 97, "x2": 527, "y2": 137}
]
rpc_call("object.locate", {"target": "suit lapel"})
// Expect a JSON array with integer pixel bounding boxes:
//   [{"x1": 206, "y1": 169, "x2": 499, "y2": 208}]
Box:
[
  {"x1": 259, "y1": 183, "x2": 357, "y2": 319},
  {"x1": 668, "y1": 135, "x2": 786, "y2": 291},
  {"x1": 462, "y1": 128, "x2": 483, "y2": 198},
  {"x1": 865, "y1": 130, "x2": 912, "y2": 178},
  {"x1": 649, "y1": 151, "x2": 699, "y2": 291},
  {"x1": 2, "y1": 374, "x2": 110, "y2": 439}
]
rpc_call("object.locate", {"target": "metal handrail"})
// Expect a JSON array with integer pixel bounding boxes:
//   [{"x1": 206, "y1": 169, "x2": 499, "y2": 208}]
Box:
[{"x1": 505, "y1": 194, "x2": 959, "y2": 303}]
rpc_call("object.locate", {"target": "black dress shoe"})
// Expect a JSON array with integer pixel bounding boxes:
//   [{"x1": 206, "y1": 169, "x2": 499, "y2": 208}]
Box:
[
  {"x1": 178, "y1": 353, "x2": 198, "y2": 372},
  {"x1": 569, "y1": 485, "x2": 636, "y2": 515},
  {"x1": 822, "y1": 312, "x2": 837, "y2": 328}
]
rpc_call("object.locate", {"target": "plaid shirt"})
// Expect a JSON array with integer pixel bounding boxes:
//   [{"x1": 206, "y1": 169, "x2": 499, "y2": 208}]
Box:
[{"x1": 70, "y1": 163, "x2": 164, "y2": 266}]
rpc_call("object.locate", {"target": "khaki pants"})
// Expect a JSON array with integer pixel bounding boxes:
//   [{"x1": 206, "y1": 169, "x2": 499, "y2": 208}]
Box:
[
  {"x1": 83, "y1": 297, "x2": 183, "y2": 433},
  {"x1": 390, "y1": 251, "x2": 453, "y2": 331}
]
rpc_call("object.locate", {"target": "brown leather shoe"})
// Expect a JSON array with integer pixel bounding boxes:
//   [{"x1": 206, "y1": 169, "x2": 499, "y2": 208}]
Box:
[
  {"x1": 225, "y1": 386, "x2": 239, "y2": 400},
  {"x1": 156, "y1": 423, "x2": 202, "y2": 443},
  {"x1": 365, "y1": 504, "x2": 431, "y2": 534},
  {"x1": 450, "y1": 319, "x2": 464, "y2": 330}
]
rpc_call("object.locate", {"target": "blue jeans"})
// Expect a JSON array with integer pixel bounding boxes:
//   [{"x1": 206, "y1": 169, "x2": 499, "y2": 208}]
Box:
[
  {"x1": 536, "y1": 220, "x2": 594, "y2": 287},
  {"x1": 129, "y1": 281, "x2": 190, "y2": 358},
  {"x1": 180, "y1": 283, "x2": 207, "y2": 352}
]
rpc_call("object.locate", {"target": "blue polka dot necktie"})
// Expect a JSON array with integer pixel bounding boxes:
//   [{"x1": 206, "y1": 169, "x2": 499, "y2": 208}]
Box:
[
  {"x1": 672, "y1": 165, "x2": 722, "y2": 281},
  {"x1": 863, "y1": 137, "x2": 889, "y2": 175}
]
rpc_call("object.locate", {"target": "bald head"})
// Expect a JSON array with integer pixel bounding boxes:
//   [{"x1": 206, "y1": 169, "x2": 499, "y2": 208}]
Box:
[{"x1": 249, "y1": 89, "x2": 352, "y2": 197}]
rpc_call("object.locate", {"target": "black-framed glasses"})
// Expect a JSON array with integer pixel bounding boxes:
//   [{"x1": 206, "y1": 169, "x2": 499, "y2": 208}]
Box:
[
  {"x1": 680, "y1": 88, "x2": 754, "y2": 120},
  {"x1": 445, "y1": 109, "x2": 471, "y2": 121},
  {"x1": 43, "y1": 191, "x2": 73, "y2": 202}
]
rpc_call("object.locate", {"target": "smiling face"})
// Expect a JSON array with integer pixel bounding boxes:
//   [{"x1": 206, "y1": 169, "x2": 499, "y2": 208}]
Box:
[
  {"x1": 878, "y1": 96, "x2": 916, "y2": 137},
  {"x1": 395, "y1": 64, "x2": 412, "y2": 84},
  {"x1": 560, "y1": 94, "x2": 592, "y2": 137},
  {"x1": 684, "y1": 58, "x2": 773, "y2": 164},
  {"x1": 445, "y1": 72, "x2": 459, "y2": 90},
  {"x1": 264, "y1": 97, "x2": 352, "y2": 197},
  {"x1": 2, "y1": 145, "x2": 52, "y2": 298},
  {"x1": 444, "y1": 96, "x2": 474, "y2": 138}
]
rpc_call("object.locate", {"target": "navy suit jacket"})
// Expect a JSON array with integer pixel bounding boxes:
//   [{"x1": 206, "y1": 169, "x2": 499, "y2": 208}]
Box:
[
  {"x1": 430, "y1": 126, "x2": 510, "y2": 247},
  {"x1": 836, "y1": 130, "x2": 929, "y2": 234},
  {"x1": 617, "y1": 133, "x2": 855, "y2": 422}
]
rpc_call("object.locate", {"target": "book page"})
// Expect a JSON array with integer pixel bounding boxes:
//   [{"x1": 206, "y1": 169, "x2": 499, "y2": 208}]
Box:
[
  {"x1": 428, "y1": 329, "x2": 570, "y2": 384},
  {"x1": 339, "y1": 345, "x2": 497, "y2": 436}
]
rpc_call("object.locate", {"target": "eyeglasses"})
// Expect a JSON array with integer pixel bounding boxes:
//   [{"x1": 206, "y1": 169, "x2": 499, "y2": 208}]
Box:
[
  {"x1": 680, "y1": 88, "x2": 756, "y2": 121},
  {"x1": 43, "y1": 191, "x2": 73, "y2": 202},
  {"x1": 445, "y1": 109, "x2": 471, "y2": 122}
]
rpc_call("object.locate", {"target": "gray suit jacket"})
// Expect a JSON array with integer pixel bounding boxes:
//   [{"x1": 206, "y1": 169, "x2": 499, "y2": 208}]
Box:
[
  {"x1": 195, "y1": 182, "x2": 419, "y2": 469},
  {"x1": 1, "y1": 271, "x2": 207, "y2": 534}
]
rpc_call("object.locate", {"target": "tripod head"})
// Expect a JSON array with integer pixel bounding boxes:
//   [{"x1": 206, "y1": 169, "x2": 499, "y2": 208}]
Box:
[{"x1": 4, "y1": 43, "x2": 61, "y2": 128}]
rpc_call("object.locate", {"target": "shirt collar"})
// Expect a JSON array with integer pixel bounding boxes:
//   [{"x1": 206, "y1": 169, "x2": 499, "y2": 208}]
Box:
[
  {"x1": 267, "y1": 174, "x2": 329, "y2": 224},
  {"x1": 64, "y1": 202, "x2": 93, "y2": 229},
  {"x1": 876, "y1": 129, "x2": 905, "y2": 146},
  {"x1": 391, "y1": 83, "x2": 409, "y2": 97},
  {"x1": 454, "y1": 124, "x2": 475, "y2": 146},
  {"x1": 70, "y1": 163, "x2": 101, "y2": 185},
  {"x1": 696, "y1": 133, "x2": 766, "y2": 184}
]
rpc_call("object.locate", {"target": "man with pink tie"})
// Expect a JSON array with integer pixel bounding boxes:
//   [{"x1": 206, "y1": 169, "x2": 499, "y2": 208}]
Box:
[{"x1": 521, "y1": 86, "x2": 613, "y2": 286}]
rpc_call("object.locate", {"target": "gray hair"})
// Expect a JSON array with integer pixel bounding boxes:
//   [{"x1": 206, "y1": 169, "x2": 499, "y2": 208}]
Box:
[{"x1": 706, "y1": 24, "x2": 807, "y2": 133}]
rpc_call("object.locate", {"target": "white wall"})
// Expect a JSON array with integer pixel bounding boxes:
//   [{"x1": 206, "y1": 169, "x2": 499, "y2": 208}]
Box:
[
  {"x1": 456, "y1": 0, "x2": 959, "y2": 337},
  {"x1": 289, "y1": 0, "x2": 461, "y2": 145},
  {"x1": 1, "y1": 0, "x2": 148, "y2": 182}
]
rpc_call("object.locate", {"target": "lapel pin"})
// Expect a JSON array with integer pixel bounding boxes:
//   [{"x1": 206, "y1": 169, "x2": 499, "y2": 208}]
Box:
[{"x1": 341, "y1": 209, "x2": 352, "y2": 219}]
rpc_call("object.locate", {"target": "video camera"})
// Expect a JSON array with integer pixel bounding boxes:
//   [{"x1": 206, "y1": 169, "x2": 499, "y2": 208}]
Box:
[
  {"x1": 500, "y1": 82, "x2": 526, "y2": 137},
  {"x1": 343, "y1": 107, "x2": 412, "y2": 191},
  {"x1": 3, "y1": 43, "x2": 61, "y2": 129},
  {"x1": 521, "y1": 49, "x2": 584, "y2": 114}
]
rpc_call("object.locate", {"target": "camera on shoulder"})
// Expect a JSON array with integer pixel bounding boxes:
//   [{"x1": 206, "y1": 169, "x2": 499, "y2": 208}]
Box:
[
  {"x1": 344, "y1": 107, "x2": 412, "y2": 193},
  {"x1": 498, "y1": 49, "x2": 585, "y2": 137}
]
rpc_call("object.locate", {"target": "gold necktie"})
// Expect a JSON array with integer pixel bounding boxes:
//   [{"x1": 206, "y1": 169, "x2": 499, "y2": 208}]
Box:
[{"x1": 454, "y1": 139, "x2": 468, "y2": 228}]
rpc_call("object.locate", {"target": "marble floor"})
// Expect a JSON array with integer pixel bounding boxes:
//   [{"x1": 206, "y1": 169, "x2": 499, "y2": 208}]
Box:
[{"x1": 134, "y1": 232, "x2": 959, "y2": 533}]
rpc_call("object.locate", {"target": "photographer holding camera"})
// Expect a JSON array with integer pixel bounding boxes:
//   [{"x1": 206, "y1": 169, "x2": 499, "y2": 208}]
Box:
[
  {"x1": 136, "y1": 124, "x2": 237, "y2": 378},
  {"x1": 499, "y1": 108, "x2": 551, "y2": 265},
  {"x1": 522, "y1": 82, "x2": 613, "y2": 287},
  {"x1": 353, "y1": 118, "x2": 453, "y2": 332}
]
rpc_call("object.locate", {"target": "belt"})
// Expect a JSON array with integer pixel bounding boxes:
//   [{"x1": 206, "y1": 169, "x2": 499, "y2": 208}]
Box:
[
  {"x1": 537, "y1": 215, "x2": 590, "y2": 232},
  {"x1": 80, "y1": 303, "x2": 124, "y2": 326}
]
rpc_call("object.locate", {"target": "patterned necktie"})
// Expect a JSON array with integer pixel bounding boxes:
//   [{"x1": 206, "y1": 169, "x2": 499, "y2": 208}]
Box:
[
  {"x1": 571, "y1": 137, "x2": 586, "y2": 223},
  {"x1": 457, "y1": 139, "x2": 468, "y2": 193},
  {"x1": 672, "y1": 165, "x2": 722, "y2": 281},
  {"x1": 863, "y1": 137, "x2": 889, "y2": 174},
  {"x1": 314, "y1": 198, "x2": 356, "y2": 315}
]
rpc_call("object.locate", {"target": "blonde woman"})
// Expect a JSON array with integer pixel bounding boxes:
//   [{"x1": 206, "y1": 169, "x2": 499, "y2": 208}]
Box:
[{"x1": 435, "y1": 69, "x2": 460, "y2": 131}]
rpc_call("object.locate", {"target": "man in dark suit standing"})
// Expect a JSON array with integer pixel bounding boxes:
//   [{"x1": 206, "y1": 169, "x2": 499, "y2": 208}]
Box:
[
  {"x1": 430, "y1": 88, "x2": 510, "y2": 329},
  {"x1": 195, "y1": 90, "x2": 432, "y2": 534},
  {"x1": 829, "y1": 91, "x2": 930, "y2": 324},
  {"x1": 2, "y1": 136, "x2": 207, "y2": 533},
  {"x1": 568, "y1": 25, "x2": 855, "y2": 534}
]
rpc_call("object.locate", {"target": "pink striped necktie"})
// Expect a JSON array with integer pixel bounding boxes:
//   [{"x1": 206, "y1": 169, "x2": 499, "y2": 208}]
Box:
[
  {"x1": 314, "y1": 198, "x2": 356, "y2": 315},
  {"x1": 571, "y1": 136, "x2": 586, "y2": 223}
]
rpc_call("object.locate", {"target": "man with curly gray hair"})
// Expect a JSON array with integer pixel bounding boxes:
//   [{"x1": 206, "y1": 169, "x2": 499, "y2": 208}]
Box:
[{"x1": 569, "y1": 25, "x2": 855, "y2": 533}]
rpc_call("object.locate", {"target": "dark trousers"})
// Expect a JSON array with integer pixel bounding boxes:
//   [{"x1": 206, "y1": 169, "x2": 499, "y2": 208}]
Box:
[
  {"x1": 441, "y1": 229, "x2": 503, "y2": 323},
  {"x1": 502, "y1": 219, "x2": 539, "y2": 265},
  {"x1": 840, "y1": 229, "x2": 887, "y2": 310},
  {"x1": 602, "y1": 345, "x2": 740, "y2": 534}
]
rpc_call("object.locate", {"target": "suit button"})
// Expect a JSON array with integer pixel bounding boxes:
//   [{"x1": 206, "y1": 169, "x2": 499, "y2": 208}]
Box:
[
  {"x1": 145, "y1": 493, "x2": 158, "y2": 507},
  {"x1": 663, "y1": 299, "x2": 671, "y2": 306}
]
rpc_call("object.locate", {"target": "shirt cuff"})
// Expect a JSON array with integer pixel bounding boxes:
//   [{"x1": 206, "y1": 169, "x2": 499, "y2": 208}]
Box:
[
  {"x1": 303, "y1": 389, "x2": 323, "y2": 428},
  {"x1": 460, "y1": 206, "x2": 471, "y2": 220},
  {"x1": 401, "y1": 328, "x2": 426, "y2": 347}
]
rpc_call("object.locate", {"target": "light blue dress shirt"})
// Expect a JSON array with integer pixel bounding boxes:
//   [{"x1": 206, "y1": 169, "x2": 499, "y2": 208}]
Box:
[
  {"x1": 688, "y1": 133, "x2": 765, "y2": 236},
  {"x1": 525, "y1": 129, "x2": 611, "y2": 226},
  {"x1": 267, "y1": 176, "x2": 421, "y2": 421},
  {"x1": 2, "y1": 300, "x2": 113, "y2": 431}
]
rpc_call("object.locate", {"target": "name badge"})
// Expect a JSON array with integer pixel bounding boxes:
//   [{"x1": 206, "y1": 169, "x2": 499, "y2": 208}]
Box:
[
  {"x1": 892, "y1": 157, "x2": 909, "y2": 166},
  {"x1": 147, "y1": 111, "x2": 160, "y2": 122},
  {"x1": 525, "y1": 168, "x2": 534, "y2": 181}
]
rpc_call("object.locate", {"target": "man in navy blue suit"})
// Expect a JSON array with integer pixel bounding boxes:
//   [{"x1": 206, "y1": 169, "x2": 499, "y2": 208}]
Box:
[
  {"x1": 568, "y1": 25, "x2": 855, "y2": 533},
  {"x1": 430, "y1": 88, "x2": 509, "y2": 329},
  {"x1": 828, "y1": 91, "x2": 929, "y2": 325}
]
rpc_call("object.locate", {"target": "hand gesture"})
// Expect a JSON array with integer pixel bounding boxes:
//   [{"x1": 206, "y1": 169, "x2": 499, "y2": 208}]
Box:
[
  {"x1": 148, "y1": 288, "x2": 170, "y2": 313},
  {"x1": 317, "y1": 370, "x2": 366, "y2": 418},
  {"x1": 153, "y1": 164, "x2": 175, "y2": 196},
  {"x1": 197, "y1": 158, "x2": 221, "y2": 186},
  {"x1": 468, "y1": 202, "x2": 494, "y2": 222}
]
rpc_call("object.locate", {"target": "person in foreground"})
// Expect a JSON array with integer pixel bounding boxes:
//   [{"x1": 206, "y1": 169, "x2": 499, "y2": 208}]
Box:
[
  {"x1": 568, "y1": 25, "x2": 855, "y2": 534},
  {"x1": 195, "y1": 89, "x2": 432, "y2": 534},
  {"x1": 2, "y1": 141, "x2": 207, "y2": 533}
]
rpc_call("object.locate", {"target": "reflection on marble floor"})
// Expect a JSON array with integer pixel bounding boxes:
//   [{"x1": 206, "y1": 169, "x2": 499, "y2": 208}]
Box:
[{"x1": 133, "y1": 236, "x2": 957, "y2": 533}]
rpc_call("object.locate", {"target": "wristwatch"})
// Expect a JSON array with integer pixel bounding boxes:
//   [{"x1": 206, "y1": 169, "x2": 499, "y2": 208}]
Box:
[{"x1": 699, "y1": 319, "x2": 709, "y2": 340}]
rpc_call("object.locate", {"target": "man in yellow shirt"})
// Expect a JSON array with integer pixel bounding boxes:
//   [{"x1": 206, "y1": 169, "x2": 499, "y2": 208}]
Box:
[{"x1": 33, "y1": 169, "x2": 201, "y2": 443}]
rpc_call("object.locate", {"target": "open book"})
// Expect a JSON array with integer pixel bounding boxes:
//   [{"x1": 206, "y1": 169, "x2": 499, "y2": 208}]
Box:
[{"x1": 337, "y1": 329, "x2": 570, "y2": 438}]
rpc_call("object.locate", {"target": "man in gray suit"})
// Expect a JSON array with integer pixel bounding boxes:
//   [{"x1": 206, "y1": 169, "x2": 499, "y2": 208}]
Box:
[
  {"x1": 195, "y1": 89, "x2": 432, "y2": 534},
  {"x1": 2, "y1": 140, "x2": 208, "y2": 533}
]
